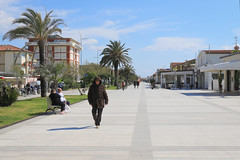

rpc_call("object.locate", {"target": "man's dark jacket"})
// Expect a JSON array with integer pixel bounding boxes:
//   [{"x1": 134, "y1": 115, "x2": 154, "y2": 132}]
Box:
[
  {"x1": 88, "y1": 80, "x2": 108, "y2": 108},
  {"x1": 49, "y1": 93, "x2": 62, "y2": 105}
]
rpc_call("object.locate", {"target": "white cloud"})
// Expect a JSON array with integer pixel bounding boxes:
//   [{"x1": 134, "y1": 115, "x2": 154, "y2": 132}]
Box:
[
  {"x1": 102, "y1": 20, "x2": 119, "y2": 27},
  {"x1": 100, "y1": 9, "x2": 137, "y2": 21},
  {"x1": 221, "y1": 45, "x2": 234, "y2": 50},
  {"x1": 0, "y1": 0, "x2": 20, "y2": 34},
  {"x1": 53, "y1": 9, "x2": 80, "y2": 18},
  {"x1": 0, "y1": 10, "x2": 15, "y2": 31},
  {"x1": 145, "y1": 37, "x2": 206, "y2": 52},
  {"x1": 63, "y1": 20, "x2": 155, "y2": 40}
]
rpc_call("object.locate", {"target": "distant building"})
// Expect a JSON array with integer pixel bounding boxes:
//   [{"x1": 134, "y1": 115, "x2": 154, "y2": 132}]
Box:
[
  {"x1": 155, "y1": 68, "x2": 170, "y2": 84},
  {"x1": 26, "y1": 35, "x2": 81, "y2": 69},
  {"x1": 195, "y1": 50, "x2": 232, "y2": 90},
  {"x1": 161, "y1": 59, "x2": 195, "y2": 89},
  {"x1": 0, "y1": 45, "x2": 33, "y2": 76},
  {"x1": 200, "y1": 45, "x2": 240, "y2": 92}
]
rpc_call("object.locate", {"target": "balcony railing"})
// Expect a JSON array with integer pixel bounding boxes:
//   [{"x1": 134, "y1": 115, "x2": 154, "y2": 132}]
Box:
[{"x1": 26, "y1": 42, "x2": 81, "y2": 49}]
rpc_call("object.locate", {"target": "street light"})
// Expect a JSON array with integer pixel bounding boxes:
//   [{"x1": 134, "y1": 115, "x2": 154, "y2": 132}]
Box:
[
  {"x1": 80, "y1": 34, "x2": 88, "y2": 68},
  {"x1": 93, "y1": 46, "x2": 102, "y2": 65}
]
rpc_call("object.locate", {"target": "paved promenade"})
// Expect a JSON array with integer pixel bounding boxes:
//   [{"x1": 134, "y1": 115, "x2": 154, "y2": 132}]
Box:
[{"x1": 1, "y1": 83, "x2": 240, "y2": 159}]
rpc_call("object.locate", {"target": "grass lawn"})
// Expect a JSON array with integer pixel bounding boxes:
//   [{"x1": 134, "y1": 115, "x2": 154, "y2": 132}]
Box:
[
  {"x1": 106, "y1": 86, "x2": 117, "y2": 90},
  {"x1": 0, "y1": 95, "x2": 87, "y2": 127}
]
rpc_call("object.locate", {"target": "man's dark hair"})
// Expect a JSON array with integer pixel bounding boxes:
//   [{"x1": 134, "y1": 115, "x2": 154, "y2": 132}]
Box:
[{"x1": 51, "y1": 89, "x2": 56, "y2": 94}]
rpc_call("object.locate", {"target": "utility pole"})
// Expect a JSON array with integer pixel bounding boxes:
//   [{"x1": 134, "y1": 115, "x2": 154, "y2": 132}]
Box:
[
  {"x1": 97, "y1": 46, "x2": 102, "y2": 65},
  {"x1": 79, "y1": 33, "x2": 88, "y2": 68},
  {"x1": 235, "y1": 36, "x2": 238, "y2": 45}
]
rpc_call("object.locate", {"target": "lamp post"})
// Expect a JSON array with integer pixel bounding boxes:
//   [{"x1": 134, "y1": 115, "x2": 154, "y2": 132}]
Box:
[
  {"x1": 80, "y1": 34, "x2": 88, "y2": 68},
  {"x1": 94, "y1": 46, "x2": 102, "y2": 65}
]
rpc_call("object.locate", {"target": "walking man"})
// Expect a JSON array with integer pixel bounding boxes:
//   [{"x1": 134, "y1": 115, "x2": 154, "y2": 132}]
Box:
[{"x1": 88, "y1": 77, "x2": 108, "y2": 128}]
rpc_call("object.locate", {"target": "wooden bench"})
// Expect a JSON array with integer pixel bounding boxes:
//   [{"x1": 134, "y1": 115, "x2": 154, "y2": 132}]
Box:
[{"x1": 45, "y1": 97, "x2": 61, "y2": 114}]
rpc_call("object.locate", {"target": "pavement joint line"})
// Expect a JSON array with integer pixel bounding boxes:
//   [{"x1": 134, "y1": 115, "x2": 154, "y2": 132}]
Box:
[
  {"x1": 129, "y1": 85, "x2": 153, "y2": 159},
  {"x1": 2, "y1": 146, "x2": 240, "y2": 151}
]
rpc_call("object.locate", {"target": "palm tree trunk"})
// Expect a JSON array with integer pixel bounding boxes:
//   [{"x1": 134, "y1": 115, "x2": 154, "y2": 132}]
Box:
[
  {"x1": 114, "y1": 65, "x2": 118, "y2": 87},
  {"x1": 38, "y1": 40, "x2": 46, "y2": 97}
]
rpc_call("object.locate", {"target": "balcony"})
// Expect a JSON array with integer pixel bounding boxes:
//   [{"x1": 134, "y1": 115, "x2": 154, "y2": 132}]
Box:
[{"x1": 25, "y1": 42, "x2": 81, "y2": 49}]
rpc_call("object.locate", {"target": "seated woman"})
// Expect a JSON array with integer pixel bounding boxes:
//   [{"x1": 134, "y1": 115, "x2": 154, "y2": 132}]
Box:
[
  {"x1": 49, "y1": 89, "x2": 65, "y2": 114},
  {"x1": 57, "y1": 88, "x2": 70, "y2": 106}
]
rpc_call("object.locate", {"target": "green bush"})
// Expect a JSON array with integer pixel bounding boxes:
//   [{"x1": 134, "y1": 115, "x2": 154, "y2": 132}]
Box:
[
  {"x1": 81, "y1": 72, "x2": 96, "y2": 88},
  {"x1": 0, "y1": 80, "x2": 19, "y2": 106}
]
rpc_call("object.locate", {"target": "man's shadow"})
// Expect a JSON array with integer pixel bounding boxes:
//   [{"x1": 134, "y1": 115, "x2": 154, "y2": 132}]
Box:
[{"x1": 47, "y1": 126, "x2": 94, "y2": 131}]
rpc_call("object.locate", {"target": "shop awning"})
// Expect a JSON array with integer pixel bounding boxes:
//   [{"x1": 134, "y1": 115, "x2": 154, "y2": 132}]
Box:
[{"x1": 200, "y1": 61, "x2": 240, "y2": 72}]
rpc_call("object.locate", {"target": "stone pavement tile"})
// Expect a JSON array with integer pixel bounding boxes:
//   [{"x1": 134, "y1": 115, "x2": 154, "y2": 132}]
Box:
[
  {"x1": 153, "y1": 151, "x2": 191, "y2": 159},
  {"x1": 147, "y1": 105, "x2": 226, "y2": 113},
  {"x1": 2, "y1": 83, "x2": 240, "y2": 159}
]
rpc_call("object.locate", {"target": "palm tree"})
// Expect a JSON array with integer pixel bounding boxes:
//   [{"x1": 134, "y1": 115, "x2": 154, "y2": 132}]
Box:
[
  {"x1": 3, "y1": 8, "x2": 65, "y2": 97},
  {"x1": 123, "y1": 64, "x2": 135, "y2": 86},
  {"x1": 100, "y1": 40, "x2": 132, "y2": 86},
  {"x1": 37, "y1": 60, "x2": 66, "y2": 90}
]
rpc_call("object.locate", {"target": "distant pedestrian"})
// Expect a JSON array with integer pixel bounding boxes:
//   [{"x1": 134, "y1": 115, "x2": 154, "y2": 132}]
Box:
[
  {"x1": 88, "y1": 77, "x2": 108, "y2": 128},
  {"x1": 122, "y1": 80, "x2": 125, "y2": 91},
  {"x1": 133, "y1": 81, "x2": 136, "y2": 88},
  {"x1": 137, "y1": 79, "x2": 140, "y2": 88}
]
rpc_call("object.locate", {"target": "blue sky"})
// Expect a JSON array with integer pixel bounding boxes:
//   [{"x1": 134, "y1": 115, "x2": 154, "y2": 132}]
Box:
[{"x1": 0, "y1": 0, "x2": 240, "y2": 77}]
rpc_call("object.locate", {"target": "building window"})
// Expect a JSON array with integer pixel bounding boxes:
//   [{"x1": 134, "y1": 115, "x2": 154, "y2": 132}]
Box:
[
  {"x1": 54, "y1": 53, "x2": 66, "y2": 59},
  {"x1": 34, "y1": 53, "x2": 39, "y2": 59},
  {"x1": 54, "y1": 39, "x2": 66, "y2": 42},
  {"x1": 55, "y1": 46, "x2": 61, "y2": 52},
  {"x1": 70, "y1": 53, "x2": 73, "y2": 60},
  {"x1": 54, "y1": 53, "x2": 61, "y2": 59},
  {"x1": 70, "y1": 47, "x2": 74, "y2": 53},
  {"x1": 61, "y1": 46, "x2": 66, "y2": 52},
  {"x1": 54, "y1": 46, "x2": 66, "y2": 52},
  {"x1": 34, "y1": 46, "x2": 39, "y2": 52},
  {"x1": 61, "y1": 53, "x2": 66, "y2": 59}
]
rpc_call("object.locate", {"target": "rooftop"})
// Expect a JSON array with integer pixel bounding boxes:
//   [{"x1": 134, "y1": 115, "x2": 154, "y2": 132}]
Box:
[
  {"x1": 0, "y1": 45, "x2": 32, "y2": 53},
  {"x1": 202, "y1": 50, "x2": 233, "y2": 54}
]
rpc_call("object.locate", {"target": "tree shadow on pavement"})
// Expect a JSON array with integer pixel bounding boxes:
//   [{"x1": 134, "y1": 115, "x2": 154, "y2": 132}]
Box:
[{"x1": 47, "y1": 126, "x2": 94, "y2": 131}]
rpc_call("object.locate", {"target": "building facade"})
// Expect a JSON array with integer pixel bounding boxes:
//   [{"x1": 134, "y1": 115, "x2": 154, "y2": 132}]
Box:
[
  {"x1": 0, "y1": 45, "x2": 33, "y2": 76},
  {"x1": 200, "y1": 46, "x2": 240, "y2": 92},
  {"x1": 195, "y1": 50, "x2": 232, "y2": 90},
  {"x1": 161, "y1": 59, "x2": 195, "y2": 89},
  {"x1": 26, "y1": 35, "x2": 81, "y2": 68}
]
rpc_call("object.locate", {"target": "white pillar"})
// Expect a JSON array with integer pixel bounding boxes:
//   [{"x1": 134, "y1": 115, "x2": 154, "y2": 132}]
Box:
[
  {"x1": 160, "y1": 73, "x2": 163, "y2": 88},
  {"x1": 223, "y1": 70, "x2": 227, "y2": 92},
  {"x1": 184, "y1": 74, "x2": 186, "y2": 88},
  {"x1": 208, "y1": 72, "x2": 212, "y2": 90},
  {"x1": 174, "y1": 73, "x2": 177, "y2": 88}
]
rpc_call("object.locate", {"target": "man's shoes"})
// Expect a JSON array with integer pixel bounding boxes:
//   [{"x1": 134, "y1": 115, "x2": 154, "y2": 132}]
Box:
[{"x1": 96, "y1": 125, "x2": 100, "y2": 129}]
